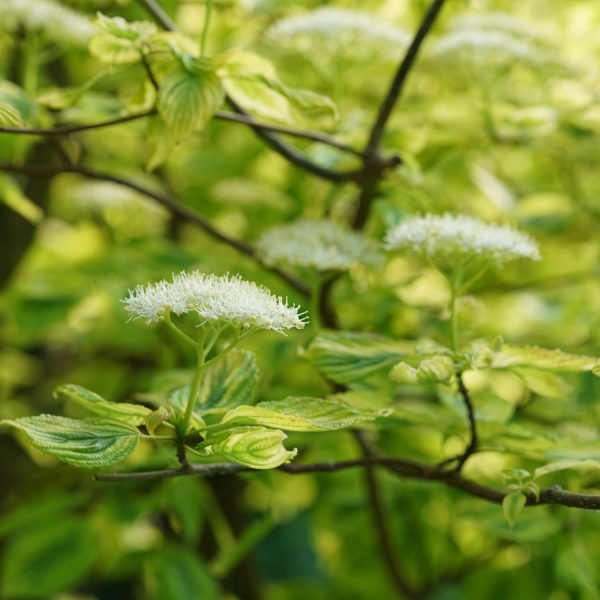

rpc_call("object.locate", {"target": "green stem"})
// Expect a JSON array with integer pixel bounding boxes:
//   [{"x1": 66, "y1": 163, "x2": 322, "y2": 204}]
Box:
[
  {"x1": 181, "y1": 346, "x2": 206, "y2": 437},
  {"x1": 164, "y1": 312, "x2": 197, "y2": 347},
  {"x1": 200, "y1": 0, "x2": 213, "y2": 56},
  {"x1": 449, "y1": 283, "x2": 459, "y2": 352}
]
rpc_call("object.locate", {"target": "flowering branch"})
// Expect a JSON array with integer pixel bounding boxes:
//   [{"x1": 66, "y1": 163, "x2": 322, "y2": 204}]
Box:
[
  {"x1": 92, "y1": 456, "x2": 600, "y2": 510},
  {"x1": 0, "y1": 162, "x2": 310, "y2": 296}
]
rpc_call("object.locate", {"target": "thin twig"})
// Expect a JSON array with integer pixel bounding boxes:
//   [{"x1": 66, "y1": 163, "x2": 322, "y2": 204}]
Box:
[
  {"x1": 0, "y1": 109, "x2": 362, "y2": 157},
  {"x1": 365, "y1": 0, "x2": 449, "y2": 155},
  {"x1": 454, "y1": 372, "x2": 478, "y2": 471},
  {"x1": 91, "y1": 456, "x2": 600, "y2": 510},
  {"x1": 0, "y1": 111, "x2": 156, "y2": 136},
  {"x1": 0, "y1": 162, "x2": 310, "y2": 296},
  {"x1": 137, "y1": 0, "x2": 177, "y2": 31},
  {"x1": 354, "y1": 431, "x2": 418, "y2": 599},
  {"x1": 226, "y1": 97, "x2": 359, "y2": 182}
]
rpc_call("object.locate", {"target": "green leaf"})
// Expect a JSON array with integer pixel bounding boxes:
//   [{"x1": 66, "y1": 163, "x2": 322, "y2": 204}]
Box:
[
  {"x1": 1, "y1": 415, "x2": 139, "y2": 469},
  {"x1": 593, "y1": 360, "x2": 600, "y2": 378},
  {"x1": 158, "y1": 65, "x2": 224, "y2": 142},
  {"x1": 0, "y1": 173, "x2": 43, "y2": 223},
  {"x1": 146, "y1": 545, "x2": 221, "y2": 600},
  {"x1": 502, "y1": 491, "x2": 527, "y2": 528},
  {"x1": 89, "y1": 13, "x2": 156, "y2": 64},
  {"x1": 145, "y1": 406, "x2": 172, "y2": 435},
  {"x1": 305, "y1": 331, "x2": 414, "y2": 383},
  {"x1": 219, "y1": 396, "x2": 390, "y2": 432},
  {"x1": 169, "y1": 351, "x2": 259, "y2": 426},
  {"x1": 198, "y1": 426, "x2": 296, "y2": 469},
  {"x1": 533, "y1": 459, "x2": 600, "y2": 480},
  {"x1": 220, "y1": 51, "x2": 337, "y2": 123},
  {"x1": 55, "y1": 383, "x2": 151, "y2": 425},
  {"x1": 89, "y1": 35, "x2": 143, "y2": 65},
  {"x1": 513, "y1": 367, "x2": 567, "y2": 398},
  {"x1": 0, "y1": 101, "x2": 24, "y2": 127},
  {"x1": 490, "y1": 344, "x2": 597, "y2": 372},
  {"x1": 199, "y1": 350, "x2": 259, "y2": 410},
  {"x1": 0, "y1": 517, "x2": 98, "y2": 599}
]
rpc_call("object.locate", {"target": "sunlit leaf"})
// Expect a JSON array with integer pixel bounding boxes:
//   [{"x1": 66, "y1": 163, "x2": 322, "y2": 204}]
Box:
[
  {"x1": 1, "y1": 415, "x2": 139, "y2": 469},
  {"x1": 502, "y1": 491, "x2": 527, "y2": 528},
  {"x1": 198, "y1": 426, "x2": 296, "y2": 469},
  {"x1": 55, "y1": 383, "x2": 151, "y2": 425},
  {"x1": 0, "y1": 101, "x2": 24, "y2": 127},
  {"x1": 490, "y1": 345, "x2": 597, "y2": 372},
  {"x1": 306, "y1": 331, "x2": 414, "y2": 383},
  {"x1": 219, "y1": 395, "x2": 390, "y2": 431},
  {"x1": 0, "y1": 174, "x2": 43, "y2": 224},
  {"x1": 158, "y1": 65, "x2": 224, "y2": 142},
  {"x1": 533, "y1": 459, "x2": 600, "y2": 479}
]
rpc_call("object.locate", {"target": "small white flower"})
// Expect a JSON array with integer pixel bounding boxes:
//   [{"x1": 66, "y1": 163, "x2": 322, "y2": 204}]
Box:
[
  {"x1": 267, "y1": 8, "x2": 410, "y2": 58},
  {"x1": 0, "y1": 0, "x2": 95, "y2": 46},
  {"x1": 123, "y1": 272, "x2": 307, "y2": 332},
  {"x1": 256, "y1": 219, "x2": 382, "y2": 272},
  {"x1": 383, "y1": 213, "x2": 540, "y2": 267},
  {"x1": 195, "y1": 274, "x2": 307, "y2": 333}
]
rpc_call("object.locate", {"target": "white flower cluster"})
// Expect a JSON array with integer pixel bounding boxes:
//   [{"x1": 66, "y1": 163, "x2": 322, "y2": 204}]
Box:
[
  {"x1": 384, "y1": 213, "x2": 540, "y2": 267},
  {"x1": 432, "y1": 12, "x2": 548, "y2": 64},
  {"x1": 256, "y1": 219, "x2": 382, "y2": 272},
  {"x1": 123, "y1": 272, "x2": 307, "y2": 332},
  {"x1": 0, "y1": 0, "x2": 96, "y2": 46},
  {"x1": 267, "y1": 7, "x2": 410, "y2": 57}
]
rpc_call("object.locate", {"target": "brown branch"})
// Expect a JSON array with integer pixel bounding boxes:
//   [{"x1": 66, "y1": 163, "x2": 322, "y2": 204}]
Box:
[
  {"x1": 365, "y1": 0, "x2": 448, "y2": 155},
  {"x1": 0, "y1": 111, "x2": 156, "y2": 136},
  {"x1": 225, "y1": 97, "x2": 359, "y2": 182},
  {"x1": 137, "y1": 0, "x2": 177, "y2": 31},
  {"x1": 0, "y1": 109, "x2": 362, "y2": 157},
  {"x1": 354, "y1": 431, "x2": 418, "y2": 599},
  {"x1": 454, "y1": 372, "x2": 478, "y2": 471},
  {"x1": 0, "y1": 162, "x2": 310, "y2": 296},
  {"x1": 91, "y1": 456, "x2": 600, "y2": 510}
]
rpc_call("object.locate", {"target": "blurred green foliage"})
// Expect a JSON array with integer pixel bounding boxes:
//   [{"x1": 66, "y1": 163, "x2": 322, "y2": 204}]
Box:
[{"x1": 1, "y1": 0, "x2": 600, "y2": 599}]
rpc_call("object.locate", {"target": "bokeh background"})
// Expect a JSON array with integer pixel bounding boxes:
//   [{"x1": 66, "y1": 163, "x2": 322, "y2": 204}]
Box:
[{"x1": 1, "y1": 0, "x2": 600, "y2": 598}]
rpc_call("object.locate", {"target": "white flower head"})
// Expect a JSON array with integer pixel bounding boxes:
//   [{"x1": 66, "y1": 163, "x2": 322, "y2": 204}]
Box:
[
  {"x1": 384, "y1": 213, "x2": 540, "y2": 270},
  {"x1": 195, "y1": 274, "x2": 307, "y2": 333},
  {"x1": 431, "y1": 12, "x2": 551, "y2": 66},
  {"x1": 256, "y1": 219, "x2": 383, "y2": 272},
  {"x1": 267, "y1": 8, "x2": 410, "y2": 59},
  {"x1": 123, "y1": 272, "x2": 307, "y2": 332},
  {"x1": 0, "y1": 0, "x2": 95, "y2": 46}
]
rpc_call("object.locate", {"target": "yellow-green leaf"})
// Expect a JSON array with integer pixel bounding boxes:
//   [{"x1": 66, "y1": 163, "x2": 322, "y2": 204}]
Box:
[
  {"x1": 1, "y1": 415, "x2": 139, "y2": 469},
  {"x1": 491, "y1": 345, "x2": 597, "y2": 372},
  {"x1": 158, "y1": 66, "x2": 224, "y2": 142},
  {"x1": 198, "y1": 427, "x2": 296, "y2": 469},
  {"x1": 54, "y1": 383, "x2": 151, "y2": 425},
  {"x1": 219, "y1": 396, "x2": 390, "y2": 432},
  {"x1": 0, "y1": 174, "x2": 43, "y2": 224},
  {"x1": 502, "y1": 491, "x2": 527, "y2": 528},
  {"x1": 306, "y1": 331, "x2": 414, "y2": 384},
  {"x1": 0, "y1": 102, "x2": 24, "y2": 127}
]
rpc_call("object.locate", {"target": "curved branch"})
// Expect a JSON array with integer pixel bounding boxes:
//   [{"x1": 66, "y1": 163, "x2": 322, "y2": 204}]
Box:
[
  {"x1": 454, "y1": 373, "x2": 478, "y2": 470},
  {"x1": 0, "y1": 110, "x2": 156, "y2": 136},
  {"x1": 92, "y1": 456, "x2": 600, "y2": 510},
  {"x1": 1, "y1": 110, "x2": 362, "y2": 157},
  {"x1": 0, "y1": 162, "x2": 310, "y2": 296},
  {"x1": 365, "y1": 0, "x2": 448, "y2": 155},
  {"x1": 225, "y1": 97, "x2": 359, "y2": 182}
]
